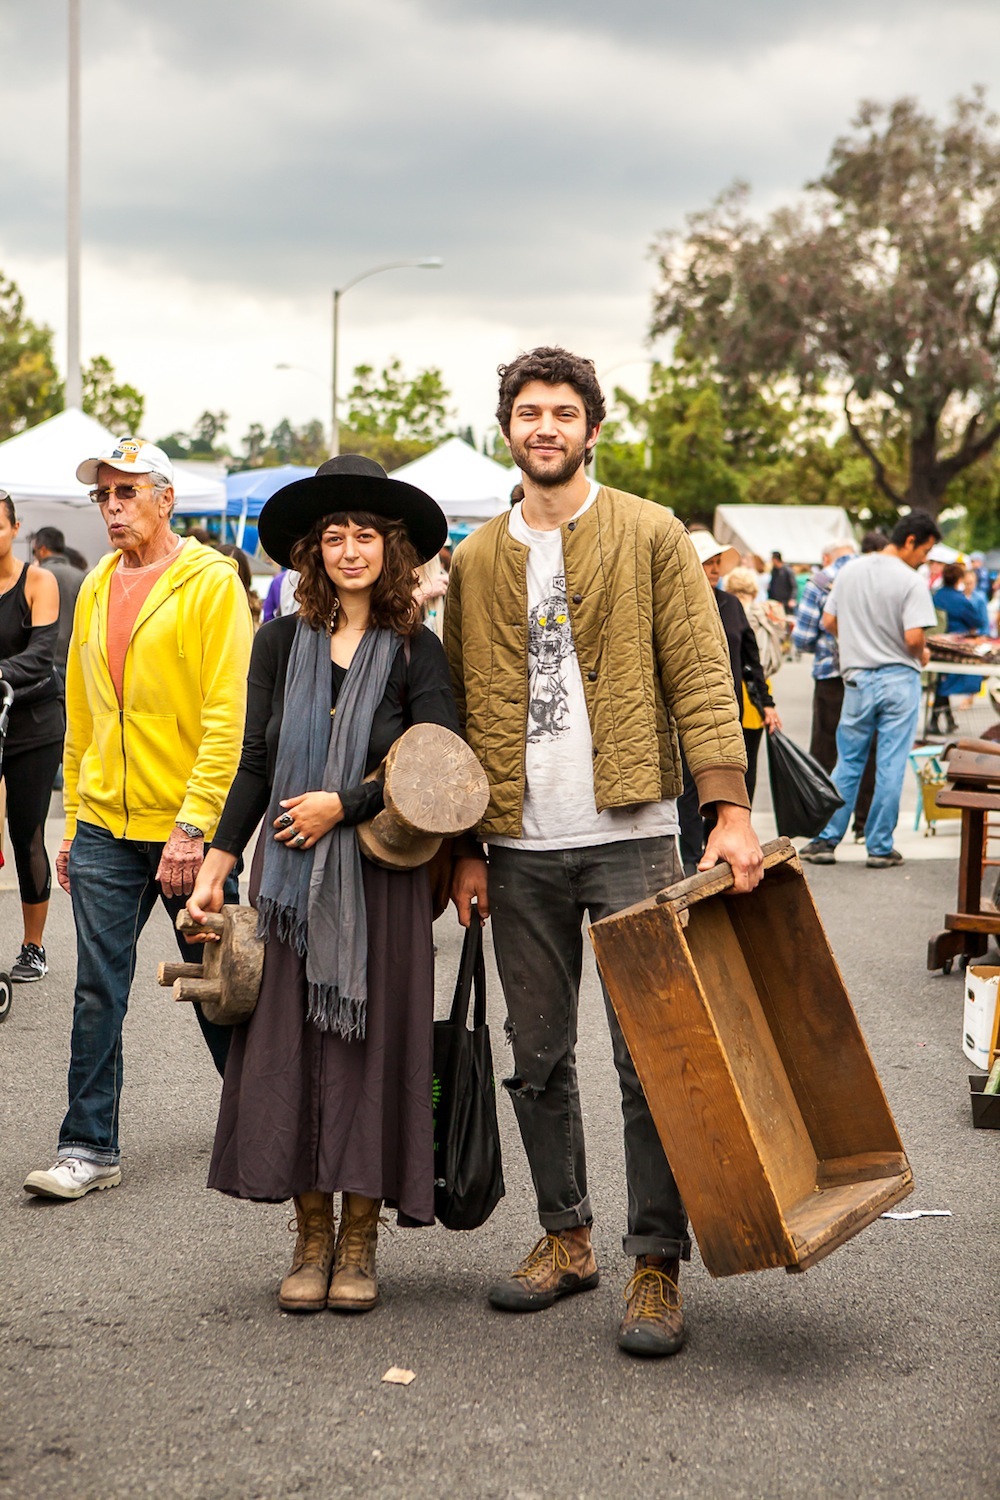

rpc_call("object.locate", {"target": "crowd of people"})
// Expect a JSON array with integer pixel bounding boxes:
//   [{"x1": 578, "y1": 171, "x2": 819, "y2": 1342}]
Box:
[{"x1": 0, "y1": 344, "x2": 973, "y2": 1362}]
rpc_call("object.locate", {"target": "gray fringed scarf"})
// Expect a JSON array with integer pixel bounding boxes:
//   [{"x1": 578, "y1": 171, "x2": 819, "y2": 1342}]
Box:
[{"x1": 256, "y1": 619, "x2": 401, "y2": 1039}]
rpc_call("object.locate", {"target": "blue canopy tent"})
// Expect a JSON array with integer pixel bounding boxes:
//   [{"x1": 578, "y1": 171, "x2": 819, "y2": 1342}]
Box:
[{"x1": 224, "y1": 465, "x2": 313, "y2": 553}]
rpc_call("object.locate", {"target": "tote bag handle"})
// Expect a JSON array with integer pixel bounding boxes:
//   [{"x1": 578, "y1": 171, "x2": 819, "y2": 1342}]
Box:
[{"x1": 448, "y1": 906, "x2": 486, "y2": 1031}]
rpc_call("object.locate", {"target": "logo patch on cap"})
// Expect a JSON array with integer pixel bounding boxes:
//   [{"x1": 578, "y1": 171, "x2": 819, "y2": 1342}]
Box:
[{"x1": 110, "y1": 441, "x2": 141, "y2": 465}]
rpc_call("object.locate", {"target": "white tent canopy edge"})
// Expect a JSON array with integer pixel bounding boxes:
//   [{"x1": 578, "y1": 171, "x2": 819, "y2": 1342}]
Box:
[
  {"x1": 713, "y1": 504, "x2": 855, "y2": 567},
  {"x1": 0, "y1": 407, "x2": 225, "y2": 563}
]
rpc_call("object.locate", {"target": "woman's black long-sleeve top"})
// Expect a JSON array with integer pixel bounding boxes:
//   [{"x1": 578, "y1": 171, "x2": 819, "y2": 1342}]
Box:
[
  {"x1": 715, "y1": 588, "x2": 775, "y2": 716},
  {"x1": 213, "y1": 616, "x2": 460, "y2": 858}
]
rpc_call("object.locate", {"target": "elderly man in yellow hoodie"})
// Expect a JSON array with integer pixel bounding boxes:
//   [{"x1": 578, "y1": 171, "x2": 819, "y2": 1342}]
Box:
[{"x1": 24, "y1": 440, "x2": 252, "y2": 1202}]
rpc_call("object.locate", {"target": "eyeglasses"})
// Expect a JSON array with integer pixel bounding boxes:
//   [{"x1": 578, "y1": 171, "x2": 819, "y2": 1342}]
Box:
[{"x1": 88, "y1": 482, "x2": 155, "y2": 505}]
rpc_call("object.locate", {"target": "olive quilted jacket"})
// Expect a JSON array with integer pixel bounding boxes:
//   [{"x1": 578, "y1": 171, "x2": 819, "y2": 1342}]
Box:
[{"x1": 443, "y1": 486, "x2": 748, "y2": 839}]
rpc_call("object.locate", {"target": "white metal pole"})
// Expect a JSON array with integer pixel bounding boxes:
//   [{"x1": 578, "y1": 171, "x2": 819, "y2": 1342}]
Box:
[
  {"x1": 330, "y1": 288, "x2": 340, "y2": 458},
  {"x1": 66, "y1": 0, "x2": 82, "y2": 409}
]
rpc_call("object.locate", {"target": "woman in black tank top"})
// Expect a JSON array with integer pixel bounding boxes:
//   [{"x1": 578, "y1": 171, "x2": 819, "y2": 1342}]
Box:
[{"x1": 0, "y1": 492, "x2": 65, "y2": 982}]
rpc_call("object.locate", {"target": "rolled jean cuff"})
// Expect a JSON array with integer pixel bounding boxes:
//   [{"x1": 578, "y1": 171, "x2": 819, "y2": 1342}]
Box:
[
  {"x1": 538, "y1": 1197, "x2": 593, "y2": 1232},
  {"x1": 623, "y1": 1234, "x2": 692, "y2": 1261},
  {"x1": 57, "y1": 1143, "x2": 120, "y2": 1168}
]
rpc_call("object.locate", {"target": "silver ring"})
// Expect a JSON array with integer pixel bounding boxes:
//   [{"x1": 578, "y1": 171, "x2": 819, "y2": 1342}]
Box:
[
  {"x1": 293, "y1": 833, "x2": 306, "y2": 847},
  {"x1": 276, "y1": 811, "x2": 294, "y2": 830}
]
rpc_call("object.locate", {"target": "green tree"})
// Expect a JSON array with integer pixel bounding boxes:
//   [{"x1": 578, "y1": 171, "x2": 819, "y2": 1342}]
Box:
[
  {"x1": 599, "y1": 359, "x2": 807, "y2": 521},
  {"x1": 339, "y1": 358, "x2": 454, "y2": 468},
  {"x1": 232, "y1": 417, "x2": 327, "y2": 471},
  {"x1": 0, "y1": 270, "x2": 63, "y2": 440},
  {"x1": 158, "y1": 410, "x2": 230, "y2": 460},
  {"x1": 650, "y1": 92, "x2": 1000, "y2": 517},
  {"x1": 82, "y1": 354, "x2": 145, "y2": 433}
]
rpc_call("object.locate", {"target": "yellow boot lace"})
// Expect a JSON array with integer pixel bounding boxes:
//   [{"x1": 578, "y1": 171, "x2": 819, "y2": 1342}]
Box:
[
  {"x1": 623, "y1": 1264, "x2": 682, "y2": 1321},
  {"x1": 512, "y1": 1233, "x2": 573, "y2": 1284}
]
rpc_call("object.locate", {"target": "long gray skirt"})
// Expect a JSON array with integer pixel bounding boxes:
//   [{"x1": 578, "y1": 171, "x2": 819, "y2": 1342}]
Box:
[{"x1": 208, "y1": 831, "x2": 436, "y2": 1225}]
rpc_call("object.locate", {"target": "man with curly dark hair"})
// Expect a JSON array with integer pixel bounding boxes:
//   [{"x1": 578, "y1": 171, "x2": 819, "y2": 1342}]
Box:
[{"x1": 445, "y1": 347, "x2": 762, "y2": 1358}]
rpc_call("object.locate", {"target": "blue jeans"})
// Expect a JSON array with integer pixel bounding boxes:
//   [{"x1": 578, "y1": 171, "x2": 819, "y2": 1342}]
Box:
[
  {"x1": 817, "y1": 666, "x2": 921, "y2": 857},
  {"x1": 488, "y1": 836, "x2": 691, "y2": 1260},
  {"x1": 58, "y1": 821, "x2": 238, "y2": 1166}
]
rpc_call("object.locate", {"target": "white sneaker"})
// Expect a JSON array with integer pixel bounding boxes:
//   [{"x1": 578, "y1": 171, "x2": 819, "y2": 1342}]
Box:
[{"x1": 23, "y1": 1156, "x2": 122, "y2": 1200}]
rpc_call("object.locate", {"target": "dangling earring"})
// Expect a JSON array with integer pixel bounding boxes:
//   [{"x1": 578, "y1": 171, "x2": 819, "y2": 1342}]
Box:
[{"x1": 329, "y1": 595, "x2": 340, "y2": 632}]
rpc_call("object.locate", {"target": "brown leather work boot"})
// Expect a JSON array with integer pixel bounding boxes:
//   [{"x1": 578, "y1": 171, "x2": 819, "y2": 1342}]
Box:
[
  {"x1": 327, "y1": 1193, "x2": 381, "y2": 1313},
  {"x1": 617, "y1": 1255, "x2": 684, "y2": 1357},
  {"x1": 488, "y1": 1227, "x2": 599, "y2": 1312},
  {"x1": 278, "y1": 1192, "x2": 335, "y2": 1313}
]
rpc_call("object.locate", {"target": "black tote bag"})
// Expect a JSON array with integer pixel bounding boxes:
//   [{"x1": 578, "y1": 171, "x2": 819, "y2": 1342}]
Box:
[
  {"x1": 432, "y1": 914, "x2": 505, "y2": 1231},
  {"x1": 766, "y1": 729, "x2": 845, "y2": 839}
]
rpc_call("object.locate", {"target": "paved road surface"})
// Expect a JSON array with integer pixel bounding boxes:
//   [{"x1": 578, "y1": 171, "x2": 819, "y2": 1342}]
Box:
[{"x1": 1, "y1": 660, "x2": 996, "y2": 1498}]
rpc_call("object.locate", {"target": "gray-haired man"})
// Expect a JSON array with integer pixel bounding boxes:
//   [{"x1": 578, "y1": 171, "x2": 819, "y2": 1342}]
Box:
[{"x1": 23, "y1": 440, "x2": 252, "y2": 1203}]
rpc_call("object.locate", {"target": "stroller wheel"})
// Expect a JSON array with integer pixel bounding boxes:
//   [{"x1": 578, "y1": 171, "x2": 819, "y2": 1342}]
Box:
[{"x1": 0, "y1": 972, "x2": 11, "y2": 1023}]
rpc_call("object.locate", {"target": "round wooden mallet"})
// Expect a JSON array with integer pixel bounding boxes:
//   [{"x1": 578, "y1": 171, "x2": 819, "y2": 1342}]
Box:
[
  {"x1": 357, "y1": 723, "x2": 489, "y2": 869},
  {"x1": 157, "y1": 905, "x2": 264, "y2": 1025}
]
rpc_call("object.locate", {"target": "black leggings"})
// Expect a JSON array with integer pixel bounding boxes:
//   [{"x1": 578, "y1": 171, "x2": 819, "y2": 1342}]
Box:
[{"x1": 3, "y1": 739, "x2": 61, "y2": 905}]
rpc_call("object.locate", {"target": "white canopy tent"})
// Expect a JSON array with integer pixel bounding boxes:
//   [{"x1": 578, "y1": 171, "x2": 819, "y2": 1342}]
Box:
[
  {"x1": 713, "y1": 504, "x2": 855, "y2": 567},
  {"x1": 391, "y1": 437, "x2": 516, "y2": 529},
  {"x1": 0, "y1": 408, "x2": 226, "y2": 564}
]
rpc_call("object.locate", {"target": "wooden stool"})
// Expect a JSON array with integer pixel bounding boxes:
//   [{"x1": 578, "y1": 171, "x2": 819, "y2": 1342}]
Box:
[
  {"x1": 357, "y1": 723, "x2": 488, "y2": 869},
  {"x1": 158, "y1": 906, "x2": 263, "y2": 1025}
]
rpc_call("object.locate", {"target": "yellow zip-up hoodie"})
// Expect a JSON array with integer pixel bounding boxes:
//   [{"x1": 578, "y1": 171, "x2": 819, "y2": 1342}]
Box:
[{"x1": 63, "y1": 538, "x2": 253, "y2": 842}]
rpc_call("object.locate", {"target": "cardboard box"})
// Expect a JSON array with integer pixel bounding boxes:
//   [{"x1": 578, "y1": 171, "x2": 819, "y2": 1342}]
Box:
[{"x1": 963, "y1": 967, "x2": 1000, "y2": 1070}]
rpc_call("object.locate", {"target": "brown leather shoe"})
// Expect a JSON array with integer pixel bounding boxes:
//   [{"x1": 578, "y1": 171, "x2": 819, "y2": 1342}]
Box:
[
  {"x1": 278, "y1": 1193, "x2": 335, "y2": 1313},
  {"x1": 488, "y1": 1228, "x2": 599, "y2": 1312},
  {"x1": 617, "y1": 1255, "x2": 684, "y2": 1357},
  {"x1": 327, "y1": 1193, "x2": 381, "y2": 1313}
]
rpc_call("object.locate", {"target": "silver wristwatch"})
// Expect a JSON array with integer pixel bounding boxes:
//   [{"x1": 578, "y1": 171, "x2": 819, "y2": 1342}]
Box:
[{"x1": 176, "y1": 822, "x2": 204, "y2": 839}]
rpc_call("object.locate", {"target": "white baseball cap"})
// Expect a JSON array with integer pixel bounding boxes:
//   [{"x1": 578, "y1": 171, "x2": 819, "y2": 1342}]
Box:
[
  {"x1": 687, "y1": 529, "x2": 739, "y2": 573},
  {"x1": 76, "y1": 439, "x2": 174, "y2": 487}
]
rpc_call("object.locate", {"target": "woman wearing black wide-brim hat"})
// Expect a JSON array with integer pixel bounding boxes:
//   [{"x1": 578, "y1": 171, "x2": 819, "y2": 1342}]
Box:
[{"x1": 187, "y1": 456, "x2": 458, "y2": 1314}]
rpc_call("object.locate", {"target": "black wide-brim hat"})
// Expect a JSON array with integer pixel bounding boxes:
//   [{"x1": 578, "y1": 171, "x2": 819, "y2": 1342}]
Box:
[{"x1": 257, "y1": 454, "x2": 449, "y2": 568}]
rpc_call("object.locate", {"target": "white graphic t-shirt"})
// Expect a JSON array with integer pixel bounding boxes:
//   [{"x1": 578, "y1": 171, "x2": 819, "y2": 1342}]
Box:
[{"x1": 489, "y1": 483, "x2": 679, "y2": 852}]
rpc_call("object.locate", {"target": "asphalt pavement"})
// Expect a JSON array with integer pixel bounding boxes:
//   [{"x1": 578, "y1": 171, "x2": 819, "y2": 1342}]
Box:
[{"x1": 1, "y1": 659, "x2": 997, "y2": 1499}]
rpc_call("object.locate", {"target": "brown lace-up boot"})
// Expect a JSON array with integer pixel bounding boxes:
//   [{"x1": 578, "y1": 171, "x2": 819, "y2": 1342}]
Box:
[
  {"x1": 487, "y1": 1226, "x2": 599, "y2": 1311},
  {"x1": 278, "y1": 1192, "x2": 335, "y2": 1313},
  {"x1": 617, "y1": 1255, "x2": 684, "y2": 1357},
  {"x1": 327, "y1": 1193, "x2": 382, "y2": 1313}
]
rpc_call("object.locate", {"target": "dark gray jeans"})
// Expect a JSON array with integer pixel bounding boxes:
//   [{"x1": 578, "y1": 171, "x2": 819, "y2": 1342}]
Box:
[{"x1": 488, "y1": 836, "x2": 691, "y2": 1260}]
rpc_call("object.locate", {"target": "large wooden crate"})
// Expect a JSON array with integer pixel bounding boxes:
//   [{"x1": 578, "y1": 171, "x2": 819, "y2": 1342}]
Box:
[{"x1": 590, "y1": 838, "x2": 913, "y2": 1277}]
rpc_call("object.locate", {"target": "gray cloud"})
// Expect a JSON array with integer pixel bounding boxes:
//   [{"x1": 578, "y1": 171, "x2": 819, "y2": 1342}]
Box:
[{"x1": 1, "y1": 1, "x2": 997, "y2": 331}]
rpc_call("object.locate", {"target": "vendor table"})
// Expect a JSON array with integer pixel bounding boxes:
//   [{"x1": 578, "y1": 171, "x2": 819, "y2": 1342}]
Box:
[
  {"x1": 921, "y1": 658, "x2": 1000, "y2": 741},
  {"x1": 926, "y1": 743, "x2": 1000, "y2": 973}
]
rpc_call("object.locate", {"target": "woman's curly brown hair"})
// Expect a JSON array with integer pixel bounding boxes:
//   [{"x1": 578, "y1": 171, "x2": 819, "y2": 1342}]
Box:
[{"x1": 290, "y1": 511, "x2": 421, "y2": 635}]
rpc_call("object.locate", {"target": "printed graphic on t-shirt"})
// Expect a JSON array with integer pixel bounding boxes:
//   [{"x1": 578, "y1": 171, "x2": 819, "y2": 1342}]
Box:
[{"x1": 527, "y1": 573, "x2": 575, "y2": 742}]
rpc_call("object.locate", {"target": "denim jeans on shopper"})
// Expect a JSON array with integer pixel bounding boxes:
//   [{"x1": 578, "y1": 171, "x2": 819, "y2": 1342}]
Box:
[
  {"x1": 58, "y1": 821, "x2": 237, "y2": 1166},
  {"x1": 816, "y1": 665, "x2": 921, "y2": 857},
  {"x1": 488, "y1": 835, "x2": 691, "y2": 1260}
]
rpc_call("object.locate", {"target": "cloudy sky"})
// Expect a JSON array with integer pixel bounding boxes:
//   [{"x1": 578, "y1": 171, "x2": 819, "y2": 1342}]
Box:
[{"x1": 1, "y1": 0, "x2": 998, "y2": 453}]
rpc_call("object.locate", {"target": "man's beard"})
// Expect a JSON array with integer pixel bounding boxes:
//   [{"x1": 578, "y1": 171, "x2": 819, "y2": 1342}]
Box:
[{"x1": 509, "y1": 434, "x2": 589, "y2": 488}]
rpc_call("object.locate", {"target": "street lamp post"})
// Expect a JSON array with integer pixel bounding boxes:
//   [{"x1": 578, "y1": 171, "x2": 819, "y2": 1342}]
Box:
[
  {"x1": 329, "y1": 258, "x2": 443, "y2": 457},
  {"x1": 66, "y1": 0, "x2": 82, "y2": 409}
]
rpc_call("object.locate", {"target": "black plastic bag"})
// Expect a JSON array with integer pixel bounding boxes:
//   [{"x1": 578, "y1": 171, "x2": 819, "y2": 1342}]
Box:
[
  {"x1": 766, "y1": 729, "x2": 844, "y2": 839},
  {"x1": 432, "y1": 915, "x2": 504, "y2": 1231}
]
